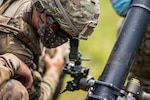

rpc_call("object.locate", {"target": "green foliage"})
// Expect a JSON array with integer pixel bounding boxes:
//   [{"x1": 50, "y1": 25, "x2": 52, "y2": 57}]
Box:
[{"x1": 58, "y1": 0, "x2": 121, "y2": 100}]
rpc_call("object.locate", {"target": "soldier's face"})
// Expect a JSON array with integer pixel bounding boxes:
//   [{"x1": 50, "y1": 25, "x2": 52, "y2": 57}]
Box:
[{"x1": 39, "y1": 16, "x2": 69, "y2": 48}]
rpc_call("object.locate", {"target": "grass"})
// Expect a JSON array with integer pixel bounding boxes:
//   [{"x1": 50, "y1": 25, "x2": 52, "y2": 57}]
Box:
[{"x1": 58, "y1": 0, "x2": 121, "y2": 100}]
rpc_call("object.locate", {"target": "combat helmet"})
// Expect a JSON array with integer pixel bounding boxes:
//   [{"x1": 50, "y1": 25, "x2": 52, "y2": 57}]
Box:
[{"x1": 33, "y1": 0, "x2": 100, "y2": 40}]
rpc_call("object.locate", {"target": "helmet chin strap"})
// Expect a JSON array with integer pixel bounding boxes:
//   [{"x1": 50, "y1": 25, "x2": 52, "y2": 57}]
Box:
[{"x1": 36, "y1": 14, "x2": 48, "y2": 36}]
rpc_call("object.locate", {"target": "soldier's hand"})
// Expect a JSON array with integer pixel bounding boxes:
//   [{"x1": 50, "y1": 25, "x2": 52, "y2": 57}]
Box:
[
  {"x1": 43, "y1": 47, "x2": 64, "y2": 75},
  {"x1": 15, "y1": 59, "x2": 33, "y2": 89}
]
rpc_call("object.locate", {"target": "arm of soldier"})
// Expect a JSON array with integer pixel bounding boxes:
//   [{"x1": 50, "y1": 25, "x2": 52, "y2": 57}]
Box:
[
  {"x1": 0, "y1": 53, "x2": 33, "y2": 89},
  {"x1": 0, "y1": 65, "x2": 10, "y2": 85},
  {"x1": 110, "y1": 0, "x2": 132, "y2": 16},
  {"x1": 15, "y1": 58, "x2": 33, "y2": 89},
  {"x1": 39, "y1": 47, "x2": 64, "y2": 100}
]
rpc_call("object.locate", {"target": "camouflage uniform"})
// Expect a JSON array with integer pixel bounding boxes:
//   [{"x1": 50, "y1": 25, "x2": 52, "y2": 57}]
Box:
[
  {"x1": 37, "y1": 0, "x2": 100, "y2": 40},
  {"x1": 0, "y1": 0, "x2": 100, "y2": 100},
  {"x1": 0, "y1": 0, "x2": 60, "y2": 100}
]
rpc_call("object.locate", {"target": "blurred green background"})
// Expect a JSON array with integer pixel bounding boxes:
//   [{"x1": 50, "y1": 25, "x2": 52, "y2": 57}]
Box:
[{"x1": 58, "y1": 0, "x2": 121, "y2": 100}]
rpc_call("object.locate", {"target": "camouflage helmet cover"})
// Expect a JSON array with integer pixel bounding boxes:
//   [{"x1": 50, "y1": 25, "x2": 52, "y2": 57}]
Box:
[{"x1": 33, "y1": 0, "x2": 100, "y2": 40}]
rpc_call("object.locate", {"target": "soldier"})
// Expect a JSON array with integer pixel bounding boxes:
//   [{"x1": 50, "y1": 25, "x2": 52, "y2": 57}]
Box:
[
  {"x1": 0, "y1": 0, "x2": 100, "y2": 100},
  {"x1": 110, "y1": 0, "x2": 150, "y2": 93}
]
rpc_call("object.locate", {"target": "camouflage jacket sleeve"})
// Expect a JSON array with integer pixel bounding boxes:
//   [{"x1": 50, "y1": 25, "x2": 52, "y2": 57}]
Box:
[
  {"x1": 0, "y1": 65, "x2": 11, "y2": 85},
  {"x1": 39, "y1": 69, "x2": 59, "y2": 100},
  {"x1": 0, "y1": 53, "x2": 20, "y2": 85}
]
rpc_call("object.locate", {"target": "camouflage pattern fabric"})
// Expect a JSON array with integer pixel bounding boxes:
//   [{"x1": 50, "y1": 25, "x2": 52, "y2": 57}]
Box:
[
  {"x1": 0, "y1": 53, "x2": 20, "y2": 85},
  {"x1": 0, "y1": 53, "x2": 29, "y2": 100},
  {"x1": 0, "y1": 0, "x2": 62, "y2": 99},
  {"x1": 0, "y1": 28, "x2": 60, "y2": 100},
  {"x1": 34, "y1": 0, "x2": 100, "y2": 39},
  {"x1": 0, "y1": 0, "x2": 100, "y2": 99},
  {"x1": 0, "y1": 79, "x2": 29, "y2": 100}
]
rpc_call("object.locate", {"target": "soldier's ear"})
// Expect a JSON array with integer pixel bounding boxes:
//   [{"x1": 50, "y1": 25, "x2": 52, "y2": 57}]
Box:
[{"x1": 31, "y1": 9, "x2": 39, "y2": 29}]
